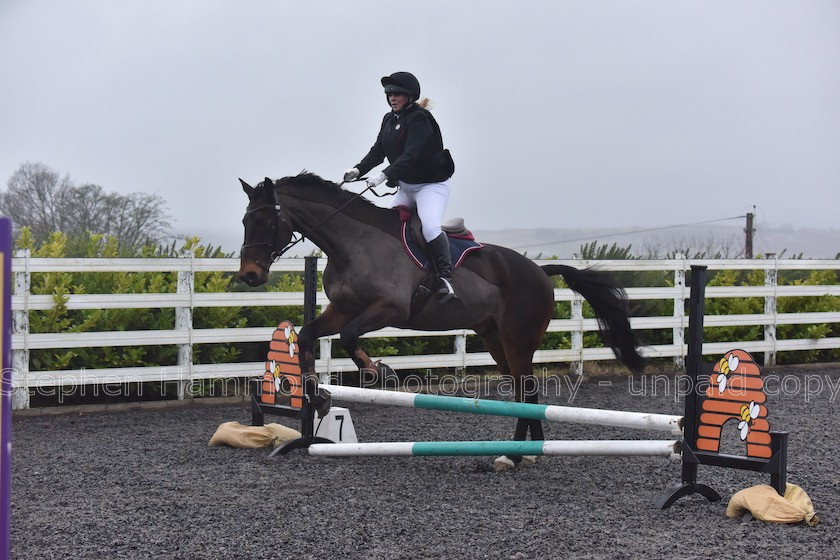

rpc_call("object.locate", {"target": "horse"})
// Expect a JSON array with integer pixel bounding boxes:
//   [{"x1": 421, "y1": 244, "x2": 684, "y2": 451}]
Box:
[{"x1": 238, "y1": 172, "x2": 645, "y2": 455}]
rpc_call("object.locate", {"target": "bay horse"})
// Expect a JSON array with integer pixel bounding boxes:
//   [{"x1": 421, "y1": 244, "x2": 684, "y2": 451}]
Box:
[{"x1": 238, "y1": 172, "x2": 645, "y2": 453}]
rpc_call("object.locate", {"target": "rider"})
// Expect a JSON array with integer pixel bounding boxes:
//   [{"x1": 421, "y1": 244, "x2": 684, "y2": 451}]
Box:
[{"x1": 344, "y1": 71, "x2": 457, "y2": 303}]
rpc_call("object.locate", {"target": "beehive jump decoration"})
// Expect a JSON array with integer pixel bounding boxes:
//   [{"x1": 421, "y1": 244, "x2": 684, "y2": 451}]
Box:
[
  {"x1": 261, "y1": 320, "x2": 303, "y2": 409},
  {"x1": 696, "y1": 349, "x2": 772, "y2": 459}
]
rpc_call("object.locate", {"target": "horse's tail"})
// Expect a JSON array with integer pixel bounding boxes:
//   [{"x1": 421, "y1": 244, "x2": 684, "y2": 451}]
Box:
[{"x1": 542, "y1": 264, "x2": 646, "y2": 373}]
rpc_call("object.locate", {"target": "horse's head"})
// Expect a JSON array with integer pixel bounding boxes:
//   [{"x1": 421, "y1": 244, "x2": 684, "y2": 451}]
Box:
[{"x1": 238, "y1": 177, "x2": 294, "y2": 287}]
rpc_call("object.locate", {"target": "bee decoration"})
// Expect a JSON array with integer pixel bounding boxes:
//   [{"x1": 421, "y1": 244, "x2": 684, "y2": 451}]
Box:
[
  {"x1": 715, "y1": 352, "x2": 740, "y2": 393},
  {"x1": 738, "y1": 401, "x2": 761, "y2": 440}
]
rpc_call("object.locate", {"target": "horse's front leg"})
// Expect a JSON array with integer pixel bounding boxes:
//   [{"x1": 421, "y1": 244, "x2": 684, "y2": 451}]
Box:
[
  {"x1": 297, "y1": 303, "x2": 353, "y2": 374},
  {"x1": 296, "y1": 304, "x2": 353, "y2": 417}
]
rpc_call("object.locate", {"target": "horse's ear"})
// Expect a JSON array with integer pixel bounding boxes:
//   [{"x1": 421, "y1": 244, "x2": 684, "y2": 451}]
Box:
[
  {"x1": 239, "y1": 178, "x2": 254, "y2": 197},
  {"x1": 264, "y1": 177, "x2": 273, "y2": 187}
]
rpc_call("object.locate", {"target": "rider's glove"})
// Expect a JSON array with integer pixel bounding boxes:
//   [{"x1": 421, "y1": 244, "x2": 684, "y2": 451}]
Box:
[
  {"x1": 343, "y1": 168, "x2": 360, "y2": 182},
  {"x1": 366, "y1": 171, "x2": 387, "y2": 188}
]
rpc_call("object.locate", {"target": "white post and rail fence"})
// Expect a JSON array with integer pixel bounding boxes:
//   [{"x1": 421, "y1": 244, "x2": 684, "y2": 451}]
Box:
[{"x1": 10, "y1": 253, "x2": 840, "y2": 410}]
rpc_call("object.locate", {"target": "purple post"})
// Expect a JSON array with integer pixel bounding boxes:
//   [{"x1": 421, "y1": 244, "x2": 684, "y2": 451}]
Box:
[{"x1": 0, "y1": 217, "x2": 11, "y2": 558}]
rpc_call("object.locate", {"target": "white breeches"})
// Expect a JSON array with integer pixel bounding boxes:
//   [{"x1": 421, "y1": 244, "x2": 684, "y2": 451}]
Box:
[{"x1": 390, "y1": 180, "x2": 451, "y2": 242}]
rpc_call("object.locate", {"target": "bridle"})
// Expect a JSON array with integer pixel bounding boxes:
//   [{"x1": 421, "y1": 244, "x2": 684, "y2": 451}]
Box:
[
  {"x1": 239, "y1": 195, "x2": 295, "y2": 272},
  {"x1": 240, "y1": 178, "x2": 396, "y2": 272}
]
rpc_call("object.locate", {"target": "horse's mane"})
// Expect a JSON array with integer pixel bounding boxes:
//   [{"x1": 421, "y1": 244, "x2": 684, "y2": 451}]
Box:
[
  {"x1": 274, "y1": 171, "x2": 378, "y2": 210},
  {"x1": 275, "y1": 170, "x2": 336, "y2": 190}
]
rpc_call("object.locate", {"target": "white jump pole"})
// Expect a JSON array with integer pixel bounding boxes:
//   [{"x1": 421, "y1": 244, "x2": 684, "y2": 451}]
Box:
[
  {"x1": 319, "y1": 384, "x2": 683, "y2": 435},
  {"x1": 309, "y1": 439, "x2": 681, "y2": 458}
]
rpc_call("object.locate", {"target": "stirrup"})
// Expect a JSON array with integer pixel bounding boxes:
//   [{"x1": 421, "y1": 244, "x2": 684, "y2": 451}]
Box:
[{"x1": 437, "y1": 277, "x2": 457, "y2": 303}]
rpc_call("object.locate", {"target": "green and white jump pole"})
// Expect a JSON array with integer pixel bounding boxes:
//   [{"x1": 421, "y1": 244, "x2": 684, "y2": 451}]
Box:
[
  {"x1": 319, "y1": 384, "x2": 683, "y2": 435},
  {"x1": 309, "y1": 439, "x2": 680, "y2": 458}
]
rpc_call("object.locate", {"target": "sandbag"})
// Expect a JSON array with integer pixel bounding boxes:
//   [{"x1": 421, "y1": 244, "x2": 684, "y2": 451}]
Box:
[
  {"x1": 208, "y1": 421, "x2": 301, "y2": 449},
  {"x1": 726, "y1": 483, "x2": 819, "y2": 525}
]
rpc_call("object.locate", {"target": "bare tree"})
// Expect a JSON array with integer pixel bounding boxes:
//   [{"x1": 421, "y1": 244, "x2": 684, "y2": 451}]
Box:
[
  {"x1": 63, "y1": 183, "x2": 113, "y2": 233},
  {"x1": 0, "y1": 162, "x2": 74, "y2": 239},
  {"x1": 103, "y1": 191, "x2": 172, "y2": 249},
  {"x1": 1, "y1": 162, "x2": 171, "y2": 248}
]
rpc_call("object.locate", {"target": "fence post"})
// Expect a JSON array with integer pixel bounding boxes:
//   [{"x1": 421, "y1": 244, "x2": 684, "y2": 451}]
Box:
[
  {"x1": 454, "y1": 331, "x2": 467, "y2": 376},
  {"x1": 764, "y1": 253, "x2": 777, "y2": 366},
  {"x1": 175, "y1": 253, "x2": 194, "y2": 399},
  {"x1": 12, "y1": 250, "x2": 30, "y2": 410},
  {"x1": 571, "y1": 296, "x2": 583, "y2": 375},
  {"x1": 673, "y1": 253, "x2": 686, "y2": 370},
  {"x1": 319, "y1": 321, "x2": 332, "y2": 384}
]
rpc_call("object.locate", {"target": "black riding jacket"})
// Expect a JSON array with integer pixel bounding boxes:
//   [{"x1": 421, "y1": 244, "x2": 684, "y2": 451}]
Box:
[{"x1": 355, "y1": 103, "x2": 452, "y2": 184}]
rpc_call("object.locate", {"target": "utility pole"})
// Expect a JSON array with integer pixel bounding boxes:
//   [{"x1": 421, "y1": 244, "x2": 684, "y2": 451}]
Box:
[{"x1": 744, "y1": 212, "x2": 754, "y2": 259}]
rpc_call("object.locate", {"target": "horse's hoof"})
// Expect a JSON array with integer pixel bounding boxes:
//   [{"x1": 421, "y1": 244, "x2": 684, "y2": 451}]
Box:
[
  {"x1": 360, "y1": 361, "x2": 396, "y2": 387},
  {"x1": 376, "y1": 360, "x2": 396, "y2": 379},
  {"x1": 494, "y1": 455, "x2": 516, "y2": 472},
  {"x1": 311, "y1": 388, "x2": 332, "y2": 418}
]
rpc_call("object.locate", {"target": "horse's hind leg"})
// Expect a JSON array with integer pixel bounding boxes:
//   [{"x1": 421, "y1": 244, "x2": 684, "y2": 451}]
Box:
[
  {"x1": 475, "y1": 319, "x2": 512, "y2": 379},
  {"x1": 501, "y1": 310, "x2": 551, "y2": 443},
  {"x1": 477, "y1": 320, "x2": 545, "y2": 441},
  {"x1": 513, "y1": 364, "x2": 545, "y2": 440},
  {"x1": 520, "y1": 380, "x2": 545, "y2": 441},
  {"x1": 478, "y1": 322, "x2": 543, "y2": 468}
]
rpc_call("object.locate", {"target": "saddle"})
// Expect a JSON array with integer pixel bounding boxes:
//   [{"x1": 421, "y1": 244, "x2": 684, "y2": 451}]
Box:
[{"x1": 394, "y1": 206, "x2": 483, "y2": 270}]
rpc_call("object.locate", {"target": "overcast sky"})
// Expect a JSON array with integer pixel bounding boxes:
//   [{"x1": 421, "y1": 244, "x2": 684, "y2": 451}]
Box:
[{"x1": 1, "y1": 1, "x2": 839, "y2": 253}]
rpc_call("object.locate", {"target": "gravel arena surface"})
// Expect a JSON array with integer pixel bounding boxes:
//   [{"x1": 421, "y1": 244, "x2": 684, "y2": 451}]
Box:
[{"x1": 11, "y1": 366, "x2": 840, "y2": 559}]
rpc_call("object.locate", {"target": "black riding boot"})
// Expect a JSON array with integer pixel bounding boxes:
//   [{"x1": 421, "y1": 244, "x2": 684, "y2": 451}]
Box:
[{"x1": 428, "y1": 232, "x2": 457, "y2": 303}]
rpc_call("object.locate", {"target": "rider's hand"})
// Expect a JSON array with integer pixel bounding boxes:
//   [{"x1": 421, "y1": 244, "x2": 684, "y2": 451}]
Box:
[
  {"x1": 366, "y1": 172, "x2": 387, "y2": 188},
  {"x1": 343, "y1": 168, "x2": 360, "y2": 182}
]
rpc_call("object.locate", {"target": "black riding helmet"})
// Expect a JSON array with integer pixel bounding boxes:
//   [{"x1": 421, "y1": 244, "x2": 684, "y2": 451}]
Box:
[{"x1": 381, "y1": 71, "x2": 421, "y2": 100}]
